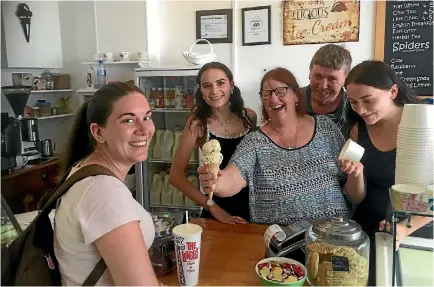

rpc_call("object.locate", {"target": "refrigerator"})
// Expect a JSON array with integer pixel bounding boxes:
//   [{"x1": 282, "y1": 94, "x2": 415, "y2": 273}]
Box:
[{"x1": 134, "y1": 66, "x2": 202, "y2": 218}]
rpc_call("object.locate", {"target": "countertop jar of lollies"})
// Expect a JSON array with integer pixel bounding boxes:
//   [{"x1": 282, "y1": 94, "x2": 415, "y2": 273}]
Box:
[{"x1": 304, "y1": 215, "x2": 370, "y2": 286}]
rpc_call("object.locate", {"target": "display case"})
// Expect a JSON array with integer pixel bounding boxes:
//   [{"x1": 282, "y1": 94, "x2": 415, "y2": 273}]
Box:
[{"x1": 134, "y1": 66, "x2": 202, "y2": 218}]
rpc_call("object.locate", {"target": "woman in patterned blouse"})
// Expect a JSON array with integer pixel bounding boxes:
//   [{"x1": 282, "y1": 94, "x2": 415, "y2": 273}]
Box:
[{"x1": 197, "y1": 67, "x2": 350, "y2": 225}]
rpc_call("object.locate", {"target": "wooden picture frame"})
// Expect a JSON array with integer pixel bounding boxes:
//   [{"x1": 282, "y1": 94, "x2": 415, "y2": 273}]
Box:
[
  {"x1": 242, "y1": 6, "x2": 271, "y2": 46},
  {"x1": 196, "y1": 9, "x2": 233, "y2": 44}
]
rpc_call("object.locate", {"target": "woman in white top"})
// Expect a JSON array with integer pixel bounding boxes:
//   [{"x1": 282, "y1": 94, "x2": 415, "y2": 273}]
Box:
[{"x1": 54, "y1": 82, "x2": 158, "y2": 285}]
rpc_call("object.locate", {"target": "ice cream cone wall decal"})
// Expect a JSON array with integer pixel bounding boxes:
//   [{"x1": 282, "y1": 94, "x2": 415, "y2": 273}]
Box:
[{"x1": 16, "y1": 3, "x2": 33, "y2": 43}]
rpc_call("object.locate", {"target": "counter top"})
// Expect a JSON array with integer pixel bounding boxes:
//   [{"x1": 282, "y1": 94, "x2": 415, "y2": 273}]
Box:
[
  {"x1": 157, "y1": 218, "x2": 268, "y2": 286},
  {"x1": 1, "y1": 157, "x2": 59, "y2": 181}
]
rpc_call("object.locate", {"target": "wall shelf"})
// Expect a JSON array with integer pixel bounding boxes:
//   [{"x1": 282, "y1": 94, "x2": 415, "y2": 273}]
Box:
[
  {"x1": 31, "y1": 89, "x2": 74, "y2": 93},
  {"x1": 76, "y1": 89, "x2": 97, "y2": 93},
  {"x1": 81, "y1": 60, "x2": 141, "y2": 65},
  {"x1": 37, "y1": 113, "x2": 74, "y2": 120}
]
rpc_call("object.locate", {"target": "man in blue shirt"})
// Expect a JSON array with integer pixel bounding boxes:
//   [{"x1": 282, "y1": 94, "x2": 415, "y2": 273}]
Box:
[{"x1": 301, "y1": 44, "x2": 352, "y2": 135}]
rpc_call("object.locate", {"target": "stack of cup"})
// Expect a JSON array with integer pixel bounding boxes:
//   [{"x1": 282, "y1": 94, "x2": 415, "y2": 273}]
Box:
[{"x1": 395, "y1": 104, "x2": 434, "y2": 186}]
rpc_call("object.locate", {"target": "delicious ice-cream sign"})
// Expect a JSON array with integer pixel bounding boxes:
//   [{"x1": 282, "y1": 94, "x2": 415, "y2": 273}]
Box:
[
  {"x1": 282, "y1": 0, "x2": 360, "y2": 45},
  {"x1": 15, "y1": 3, "x2": 33, "y2": 43}
]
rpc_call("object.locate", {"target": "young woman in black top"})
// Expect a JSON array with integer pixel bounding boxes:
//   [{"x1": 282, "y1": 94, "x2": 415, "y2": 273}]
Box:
[
  {"x1": 339, "y1": 60, "x2": 433, "y2": 284},
  {"x1": 169, "y1": 62, "x2": 256, "y2": 224}
]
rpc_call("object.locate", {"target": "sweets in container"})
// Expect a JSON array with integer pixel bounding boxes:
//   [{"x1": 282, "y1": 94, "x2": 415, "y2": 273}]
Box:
[
  {"x1": 255, "y1": 257, "x2": 306, "y2": 286},
  {"x1": 304, "y1": 216, "x2": 370, "y2": 286}
]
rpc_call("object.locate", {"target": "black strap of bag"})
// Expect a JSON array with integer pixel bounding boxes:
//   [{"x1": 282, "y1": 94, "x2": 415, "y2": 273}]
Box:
[{"x1": 40, "y1": 164, "x2": 117, "y2": 286}]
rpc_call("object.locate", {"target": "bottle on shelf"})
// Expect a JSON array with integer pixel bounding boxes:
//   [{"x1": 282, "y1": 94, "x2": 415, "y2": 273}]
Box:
[
  {"x1": 172, "y1": 187, "x2": 184, "y2": 206},
  {"x1": 161, "y1": 130, "x2": 174, "y2": 159},
  {"x1": 175, "y1": 86, "x2": 185, "y2": 109},
  {"x1": 94, "y1": 59, "x2": 107, "y2": 89},
  {"x1": 150, "y1": 87, "x2": 157, "y2": 108},
  {"x1": 152, "y1": 129, "x2": 164, "y2": 159},
  {"x1": 172, "y1": 130, "x2": 182, "y2": 159},
  {"x1": 155, "y1": 87, "x2": 164, "y2": 108},
  {"x1": 160, "y1": 174, "x2": 172, "y2": 205},
  {"x1": 150, "y1": 173, "x2": 163, "y2": 204}
]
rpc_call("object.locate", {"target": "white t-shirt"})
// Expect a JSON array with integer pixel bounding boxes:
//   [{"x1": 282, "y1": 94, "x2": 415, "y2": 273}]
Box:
[{"x1": 53, "y1": 167, "x2": 155, "y2": 286}]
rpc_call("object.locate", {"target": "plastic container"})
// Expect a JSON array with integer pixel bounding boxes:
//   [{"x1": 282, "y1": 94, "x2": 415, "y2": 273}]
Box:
[{"x1": 94, "y1": 59, "x2": 107, "y2": 89}]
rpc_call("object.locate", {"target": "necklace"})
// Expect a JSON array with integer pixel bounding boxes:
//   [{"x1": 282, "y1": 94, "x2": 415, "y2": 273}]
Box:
[
  {"x1": 272, "y1": 118, "x2": 299, "y2": 149},
  {"x1": 212, "y1": 115, "x2": 231, "y2": 132}
]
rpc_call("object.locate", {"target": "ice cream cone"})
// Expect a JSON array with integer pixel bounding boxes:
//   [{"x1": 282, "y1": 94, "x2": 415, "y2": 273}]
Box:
[
  {"x1": 202, "y1": 139, "x2": 223, "y2": 201},
  {"x1": 20, "y1": 19, "x2": 31, "y2": 42}
]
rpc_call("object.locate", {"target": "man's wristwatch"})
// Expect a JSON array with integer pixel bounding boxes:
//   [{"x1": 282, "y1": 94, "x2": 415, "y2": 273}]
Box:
[{"x1": 205, "y1": 198, "x2": 216, "y2": 210}]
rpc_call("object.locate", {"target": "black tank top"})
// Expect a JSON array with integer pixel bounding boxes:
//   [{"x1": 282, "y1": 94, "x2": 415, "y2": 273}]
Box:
[
  {"x1": 352, "y1": 121, "x2": 396, "y2": 236},
  {"x1": 200, "y1": 112, "x2": 251, "y2": 221}
]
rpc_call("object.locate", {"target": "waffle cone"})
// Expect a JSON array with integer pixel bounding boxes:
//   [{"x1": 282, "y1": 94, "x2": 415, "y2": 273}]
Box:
[
  {"x1": 206, "y1": 164, "x2": 220, "y2": 177},
  {"x1": 206, "y1": 164, "x2": 219, "y2": 200}
]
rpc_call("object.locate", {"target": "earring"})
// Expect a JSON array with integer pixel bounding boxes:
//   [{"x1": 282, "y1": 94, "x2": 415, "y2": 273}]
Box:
[{"x1": 296, "y1": 101, "x2": 299, "y2": 106}]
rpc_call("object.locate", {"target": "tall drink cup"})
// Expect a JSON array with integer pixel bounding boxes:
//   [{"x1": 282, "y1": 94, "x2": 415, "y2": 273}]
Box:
[{"x1": 172, "y1": 223, "x2": 203, "y2": 286}]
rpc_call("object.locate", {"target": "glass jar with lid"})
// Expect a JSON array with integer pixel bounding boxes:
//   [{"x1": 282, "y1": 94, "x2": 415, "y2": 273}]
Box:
[
  {"x1": 305, "y1": 215, "x2": 370, "y2": 286},
  {"x1": 148, "y1": 215, "x2": 176, "y2": 275}
]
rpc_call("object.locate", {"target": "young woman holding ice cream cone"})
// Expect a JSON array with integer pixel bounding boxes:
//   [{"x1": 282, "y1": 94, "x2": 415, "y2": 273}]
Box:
[{"x1": 169, "y1": 62, "x2": 257, "y2": 224}]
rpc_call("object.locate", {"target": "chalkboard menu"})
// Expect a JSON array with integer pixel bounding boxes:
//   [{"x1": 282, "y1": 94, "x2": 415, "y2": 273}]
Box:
[{"x1": 384, "y1": 0, "x2": 433, "y2": 96}]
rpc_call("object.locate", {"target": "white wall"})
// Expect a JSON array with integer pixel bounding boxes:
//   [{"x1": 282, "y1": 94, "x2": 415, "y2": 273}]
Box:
[
  {"x1": 2, "y1": 1, "x2": 63, "y2": 68},
  {"x1": 158, "y1": 0, "x2": 233, "y2": 68},
  {"x1": 95, "y1": 1, "x2": 147, "y2": 58}
]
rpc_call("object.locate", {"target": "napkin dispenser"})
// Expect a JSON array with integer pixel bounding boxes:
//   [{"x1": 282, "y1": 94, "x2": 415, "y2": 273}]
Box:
[{"x1": 265, "y1": 220, "x2": 312, "y2": 258}]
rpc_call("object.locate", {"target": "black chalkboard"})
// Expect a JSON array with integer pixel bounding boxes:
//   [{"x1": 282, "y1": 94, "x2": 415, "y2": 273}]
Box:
[{"x1": 384, "y1": 0, "x2": 433, "y2": 96}]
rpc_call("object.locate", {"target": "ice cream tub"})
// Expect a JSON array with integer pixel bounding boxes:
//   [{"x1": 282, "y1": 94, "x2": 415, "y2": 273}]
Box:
[{"x1": 391, "y1": 184, "x2": 429, "y2": 213}]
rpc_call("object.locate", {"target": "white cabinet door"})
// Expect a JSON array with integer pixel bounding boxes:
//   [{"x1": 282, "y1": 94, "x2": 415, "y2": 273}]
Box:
[{"x1": 2, "y1": 1, "x2": 63, "y2": 68}]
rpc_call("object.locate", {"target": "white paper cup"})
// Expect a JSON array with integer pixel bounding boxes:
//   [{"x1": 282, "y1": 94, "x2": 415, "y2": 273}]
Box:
[
  {"x1": 172, "y1": 223, "x2": 202, "y2": 286},
  {"x1": 339, "y1": 139, "x2": 365, "y2": 162}
]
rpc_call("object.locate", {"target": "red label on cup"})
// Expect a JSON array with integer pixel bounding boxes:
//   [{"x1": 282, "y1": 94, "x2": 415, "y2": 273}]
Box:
[{"x1": 182, "y1": 241, "x2": 199, "y2": 262}]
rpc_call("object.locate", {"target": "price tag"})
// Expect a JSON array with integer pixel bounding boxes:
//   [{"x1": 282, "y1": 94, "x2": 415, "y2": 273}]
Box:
[{"x1": 331, "y1": 256, "x2": 350, "y2": 272}]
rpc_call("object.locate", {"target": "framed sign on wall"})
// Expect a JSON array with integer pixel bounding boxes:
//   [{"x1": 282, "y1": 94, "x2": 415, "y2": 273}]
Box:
[
  {"x1": 282, "y1": 0, "x2": 360, "y2": 45},
  {"x1": 196, "y1": 9, "x2": 233, "y2": 44},
  {"x1": 242, "y1": 5, "x2": 271, "y2": 46}
]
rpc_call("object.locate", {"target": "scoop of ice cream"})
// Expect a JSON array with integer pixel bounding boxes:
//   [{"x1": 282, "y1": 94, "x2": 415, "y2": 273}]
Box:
[
  {"x1": 202, "y1": 151, "x2": 222, "y2": 166},
  {"x1": 16, "y1": 3, "x2": 33, "y2": 18},
  {"x1": 202, "y1": 139, "x2": 221, "y2": 154}
]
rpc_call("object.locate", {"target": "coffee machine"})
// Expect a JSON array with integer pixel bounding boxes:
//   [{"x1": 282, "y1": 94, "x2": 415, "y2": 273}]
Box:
[{"x1": 1, "y1": 86, "x2": 41, "y2": 170}]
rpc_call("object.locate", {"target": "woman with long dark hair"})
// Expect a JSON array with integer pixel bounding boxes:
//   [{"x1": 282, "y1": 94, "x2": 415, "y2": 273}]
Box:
[
  {"x1": 55, "y1": 83, "x2": 159, "y2": 285},
  {"x1": 169, "y1": 62, "x2": 256, "y2": 224},
  {"x1": 340, "y1": 60, "x2": 433, "y2": 285}
]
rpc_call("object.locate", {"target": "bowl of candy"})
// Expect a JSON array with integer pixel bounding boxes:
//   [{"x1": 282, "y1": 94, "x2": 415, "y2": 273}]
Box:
[{"x1": 256, "y1": 257, "x2": 307, "y2": 286}]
